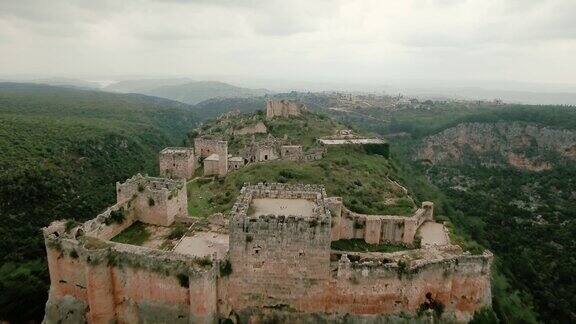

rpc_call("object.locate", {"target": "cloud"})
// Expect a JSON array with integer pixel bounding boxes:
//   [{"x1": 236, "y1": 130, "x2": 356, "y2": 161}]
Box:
[{"x1": 0, "y1": 0, "x2": 575, "y2": 85}]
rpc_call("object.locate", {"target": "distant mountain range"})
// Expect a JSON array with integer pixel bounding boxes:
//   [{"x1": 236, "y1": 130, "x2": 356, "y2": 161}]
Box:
[
  {"x1": 31, "y1": 78, "x2": 102, "y2": 90},
  {"x1": 104, "y1": 79, "x2": 272, "y2": 105}
]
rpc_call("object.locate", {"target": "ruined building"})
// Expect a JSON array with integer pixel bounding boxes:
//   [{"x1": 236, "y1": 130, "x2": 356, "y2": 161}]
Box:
[
  {"x1": 233, "y1": 121, "x2": 267, "y2": 135},
  {"x1": 266, "y1": 99, "x2": 305, "y2": 119},
  {"x1": 194, "y1": 137, "x2": 228, "y2": 177},
  {"x1": 44, "y1": 181, "x2": 492, "y2": 323},
  {"x1": 239, "y1": 134, "x2": 325, "y2": 165},
  {"x1": 159, "y1": 147, "x2": 196, "y2": 180}
]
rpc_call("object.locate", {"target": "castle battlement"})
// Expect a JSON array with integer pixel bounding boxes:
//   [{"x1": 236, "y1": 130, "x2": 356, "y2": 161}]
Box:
[{"x1": 44, "y1": 180, "x2": 492, "y2": 323}]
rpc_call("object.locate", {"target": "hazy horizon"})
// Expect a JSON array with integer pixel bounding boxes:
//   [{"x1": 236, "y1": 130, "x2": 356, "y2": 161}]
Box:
[{"x1": 2, "y1": 0, "x2": 576, "y2": 88}]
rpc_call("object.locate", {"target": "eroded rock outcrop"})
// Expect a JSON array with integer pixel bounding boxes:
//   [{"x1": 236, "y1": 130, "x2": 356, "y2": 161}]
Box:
[{"x1": 416, "y1": 122, "x2": 576, "y2": 171}]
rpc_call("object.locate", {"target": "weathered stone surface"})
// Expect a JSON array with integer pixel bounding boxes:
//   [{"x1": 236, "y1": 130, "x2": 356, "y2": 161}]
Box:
[
  {"x1": 417, "y1": 122, "x2": 576, "y2": 171},
  {"x1": 44, "y1": 295, "x2": 88, "y2": 324},
  {"x1": 233, "y1": 121, "x2": 267, "y2": 135},
  {"x1": 266, "y1": 100, "x2": 305, "y2": 119},
  {"x1": 159, "y1": 147, "x2": 196, "y2": 179},
  {"x1": 194, "y1": 137, "x2": 228, "y2": 176}
]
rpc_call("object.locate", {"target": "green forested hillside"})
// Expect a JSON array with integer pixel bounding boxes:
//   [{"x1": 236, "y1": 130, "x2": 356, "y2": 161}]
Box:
[
  {"x1": 0, "y1": 83, "x2": 197, "y2": 322},
  {"x1": 366, "y1": 105, "x2": 576, "y2": 323},
  {"x1": 188, "y1": 95, "x2": 575, "y2": 322}
]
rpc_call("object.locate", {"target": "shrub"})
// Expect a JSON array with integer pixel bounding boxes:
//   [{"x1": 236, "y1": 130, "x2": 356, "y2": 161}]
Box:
[
  {"x1": 397, "y1": 260, "x2": 409, "y2": 278},
  {"x1": 64, "y1": 219, "x2": 79, "y2": 233},
  {"x1": 137, "y1": 184, "x2": 145, "y2": 192},
  {"x1": 470, "y1": 307, "x2": 499, "y2": 324},
  {"x1": 219, "y1": 259, "x2": 232, "y2": 277},
  {"x1": 177, "y1": 273, "x2": 189, "y2": 288},
  {"x1": 108, "y1": 209, "x2": 126, "y2": 224},
  {"x1": 148, "y1": 197, "x2": 155, "y2": 206},
  {"x1": 46, "y1": 239, "x2": 62, "y2": 251},
  {"x1": 69, "y1": 250, "x2": 79, "y2": 259},
  {"x1": 196, "y1": 256, "x2": 213, "y2": 267},
  {"x1": 166, "y1": 224, "x2": 187, "y2": 240}
]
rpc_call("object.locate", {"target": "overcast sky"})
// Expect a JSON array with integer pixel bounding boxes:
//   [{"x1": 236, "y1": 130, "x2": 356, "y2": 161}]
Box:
[{"x1": 1, "y1": 0, "x2": 576, "y2": 88}]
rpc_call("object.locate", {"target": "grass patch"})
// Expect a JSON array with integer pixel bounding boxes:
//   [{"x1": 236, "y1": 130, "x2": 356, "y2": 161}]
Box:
[
  {"x1": 331, "y1": 239, "x2": 410, "y2": 253},
  {"x1": 187, "y1": 146, "x2": 416, "y2": 217},
  {"x1": 110, "y1": 222, "x2": 150, "y2": 246}
]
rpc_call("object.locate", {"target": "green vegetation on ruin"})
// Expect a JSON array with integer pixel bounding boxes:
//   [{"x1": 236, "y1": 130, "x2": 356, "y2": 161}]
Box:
[
  {"x1": 331, "y1": 239, "x2": 411, "y2": 253},
  {"x1": 187, "y1": 110, "x2": 412, "y2": 219},
  {"x1": 193, "y1": 94, "x2": 573, "y2": 322},
  {"x1": 110, "y1": 222, "x2": 151, "y2": 246},
  {"x1": 329, "y1": 103, "x2": 576, "y2": 323},
  {"x1": 187, "y1": 145, "x2": 415, "y2": 218},
  {"x1": 190, "y1": 110, "x2": 342, "y2": 151}
]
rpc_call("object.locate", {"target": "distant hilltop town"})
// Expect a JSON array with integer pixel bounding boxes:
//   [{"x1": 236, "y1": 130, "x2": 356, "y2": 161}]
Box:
[{"x1": 42, "y1": 100, "x2": 492, "y2": 323}]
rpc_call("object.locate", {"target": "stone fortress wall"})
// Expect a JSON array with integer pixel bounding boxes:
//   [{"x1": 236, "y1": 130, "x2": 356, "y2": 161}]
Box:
[
  {"x1": 116, "y1": 174, "x2": 187, "y2": 227},
  {"x1": 228, "y1": 184, "x2": 332, "y2": 310},
  {"x1": 327, "y1": 197, "x2": 433, "y2": 245},
  {"x1": 43, "y1": 102, "x2": 492, "y2": 323},
  {"x1": 266, "y1": 99, "x2": 305, "y2": 119},
  {"x1": 223, "y1": 183, "x2": 492, "y2": 323},
  {"x1": 326, "y1": 247, "x2": 493, "y2": 322},
  {"x1": 44, "y1": 178, "x2": 492, "y2": 323},
  {"x1": 159, "y1": 147, "x2": 196, "y2": 179},
  {"x1": 43, "y1": 175, "x2": 218, "y2": 324}
]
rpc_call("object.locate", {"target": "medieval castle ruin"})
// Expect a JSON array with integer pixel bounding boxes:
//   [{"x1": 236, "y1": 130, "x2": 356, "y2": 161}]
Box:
[
  {"x1": 43, "y1": 181, "x2": 492, "y2": 323},
  {"x1": 43, "y1": 101, "x2": 492, "y2": 323},
  {"x1": 158, "y1": 100, "x2": 323, "y2": 179}
]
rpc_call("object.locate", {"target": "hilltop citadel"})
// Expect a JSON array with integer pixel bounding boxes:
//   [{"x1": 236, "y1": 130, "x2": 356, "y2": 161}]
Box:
[{"x1": 43, "y1": 100, "x2": 492, "y2": 323}]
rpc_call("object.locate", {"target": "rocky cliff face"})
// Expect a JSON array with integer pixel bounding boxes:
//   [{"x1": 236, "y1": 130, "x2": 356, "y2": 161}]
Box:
[{"x1": 416, "y1": 122, "x2": 576, "y2": 171}]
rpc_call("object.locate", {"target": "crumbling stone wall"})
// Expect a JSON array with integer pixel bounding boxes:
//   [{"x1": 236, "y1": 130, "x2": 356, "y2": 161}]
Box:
[
  {"x1": 266, "y1": 100, "x2": 305, "y2": 119},
  {"x1": 280, "y1": 145, "x2": 303, "y2": 161},
  {"x1": 115, "y1": 174, "x2": 187, "y2": 227},
  {"x1": 228, "y1": 157, "x2": 244, "y2": 171},
  {"x1": 303, "y1": 147, "x2": 325, "y2": 161},
  {"x1": 328, "y1": 250, "x2": 493, "y2": 322},
  {"x1": 43, "y1": 224, "x2": 218, "y2": 324},
  {"x1": 233, "y1": 121, "x2": 267, "y2": 135},
  {"x1": 159, "y1": 147, "x2": 196, "y2": 179},
  {"x1": 327, "y1": 199, "x2": 433, "y2": 245}
]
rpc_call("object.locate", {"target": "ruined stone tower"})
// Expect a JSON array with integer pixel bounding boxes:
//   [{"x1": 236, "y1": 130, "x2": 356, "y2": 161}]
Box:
[
  {"x1": 193, "y1": 138, "x2": 228, "y2": 177},
  {"x1": 228, "y1": 183, "x2": 332, "y2": 309},
  {"x1": 159, "y1": 147, "x2": 196, "y2": 179}
]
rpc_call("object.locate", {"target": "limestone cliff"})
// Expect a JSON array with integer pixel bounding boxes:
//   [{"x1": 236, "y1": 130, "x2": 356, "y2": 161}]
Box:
[{"x1": 416, "y1": 122, "x2": 576, "y2": 171}]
